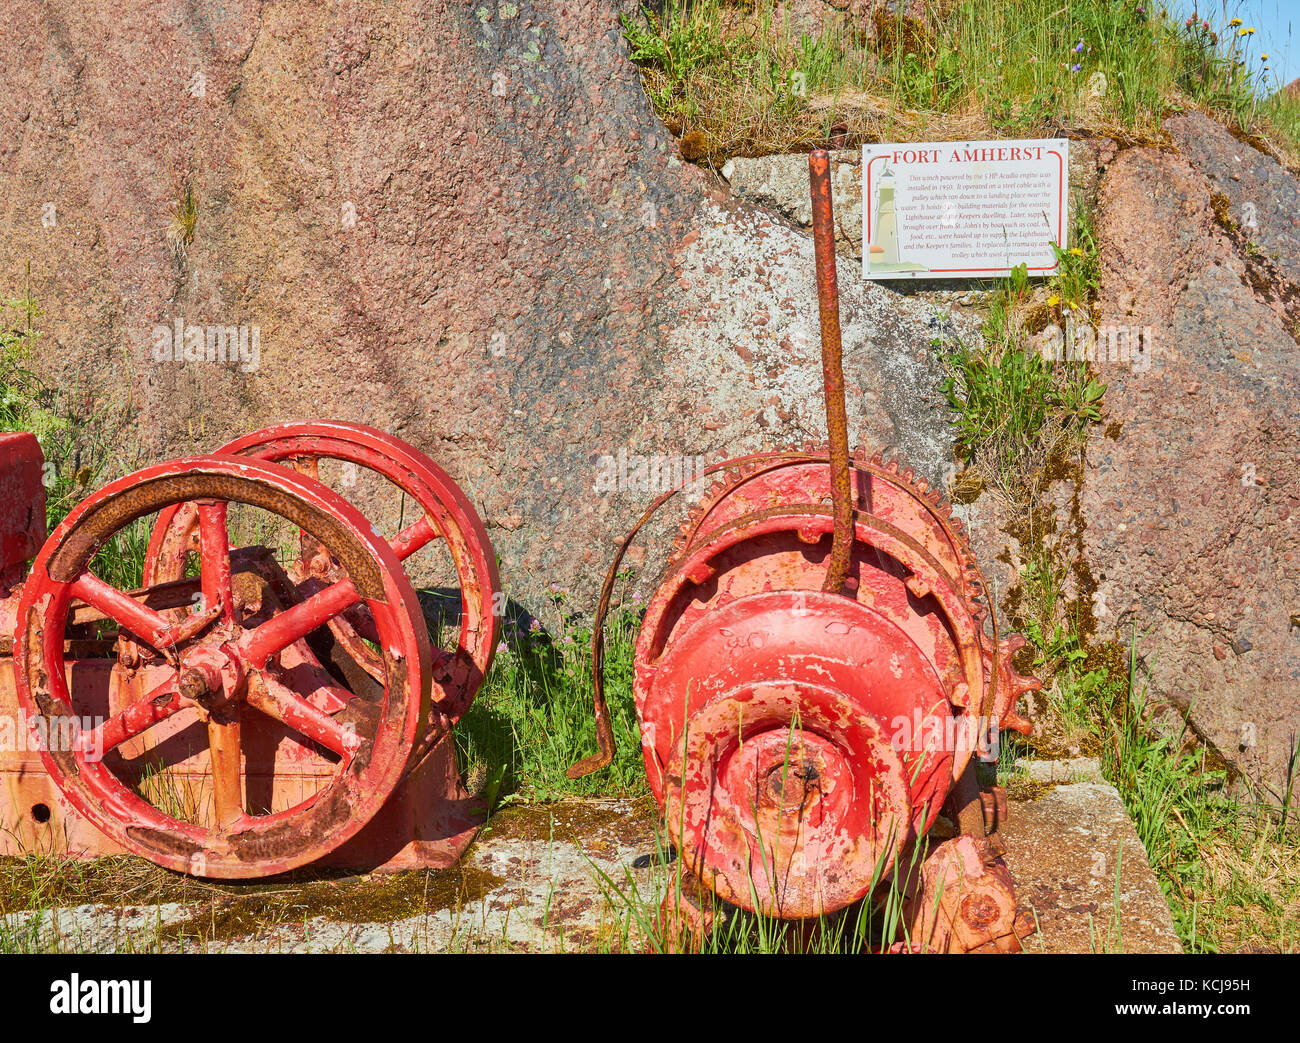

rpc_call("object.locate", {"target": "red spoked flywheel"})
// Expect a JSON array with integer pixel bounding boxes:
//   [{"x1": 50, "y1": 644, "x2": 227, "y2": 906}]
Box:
[
  {"x1": 142, "y1": 421, "x2": 498, "y2": 728},
  {"x1": 636, "y1": 448, "x2": 1039, "y2": 919},
  {"x1": 13, "y1": 456, "x2": 432, "y2": 878}
]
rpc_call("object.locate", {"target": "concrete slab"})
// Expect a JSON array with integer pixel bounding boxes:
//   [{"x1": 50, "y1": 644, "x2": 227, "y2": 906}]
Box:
[
  {"x1": 2, "y1": 778, "x2": 1183, "y2": 953},
  {"x1": 1001, "y1": 781, "x2": 1183, "y2": 954},
  {"x1": 1, "y1": 902, "x2": 195, "y2": 953},
  {"x1": 1013, "y1": 756, "x2": 1103, "y2": 784}
]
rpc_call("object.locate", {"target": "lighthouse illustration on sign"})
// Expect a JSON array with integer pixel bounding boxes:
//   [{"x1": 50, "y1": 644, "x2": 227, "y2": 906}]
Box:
[{"x1": 868, "y1": 163, "x2": 928, "y2": 275}]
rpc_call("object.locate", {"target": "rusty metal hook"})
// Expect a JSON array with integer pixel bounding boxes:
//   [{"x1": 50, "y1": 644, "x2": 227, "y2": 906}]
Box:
[{"x1": 568, "y1": 450, "x2": 843, "y2": 779}]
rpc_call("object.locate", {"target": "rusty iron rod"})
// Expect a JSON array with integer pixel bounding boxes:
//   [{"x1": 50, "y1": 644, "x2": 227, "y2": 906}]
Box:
[{"x1": 808, "y1": 149, "x2": 854, "y2": 594}]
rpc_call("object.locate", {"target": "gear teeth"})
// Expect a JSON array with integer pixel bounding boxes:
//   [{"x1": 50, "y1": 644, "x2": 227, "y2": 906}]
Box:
[
  {"x1": 1012, "y1": 671, "x2": 1043, "y2": 696},
  {"x1": 1001, "y1": 633, "x2": 1029, "y2": 656},
  {"x1": 673, "y1": 445, "x2": 992, "y2": 613},
  {"x1": 999, "y1": 635, "x2": 1044, "y2": 693},
  {"x1": 673, "y1": 457, "x2": 782, "y2": 562}
]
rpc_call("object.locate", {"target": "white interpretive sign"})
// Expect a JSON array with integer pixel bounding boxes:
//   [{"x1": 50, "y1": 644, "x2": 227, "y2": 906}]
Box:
[{"x1": 862, "y1": 139, "x2": 1069, "y2": 279}]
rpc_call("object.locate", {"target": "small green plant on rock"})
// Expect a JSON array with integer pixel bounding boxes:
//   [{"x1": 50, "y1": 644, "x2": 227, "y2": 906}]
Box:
[
  {"x1": 941, "y1": 260, "x2": 1103, "y2": 505},
  {"x1": 0, "y1": 287, "x2": 62, "y2": 444},
  {"x1": 168, "y1": 181, "x2": 199, "y2": 261}
]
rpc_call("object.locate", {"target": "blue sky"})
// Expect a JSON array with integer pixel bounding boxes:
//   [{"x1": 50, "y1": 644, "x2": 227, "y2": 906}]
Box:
[{"x1": 1170, "y1": 0, "x2": 1300, "y2": 89}]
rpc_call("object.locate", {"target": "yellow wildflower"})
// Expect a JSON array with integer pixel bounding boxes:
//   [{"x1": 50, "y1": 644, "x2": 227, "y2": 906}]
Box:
[
  {"x1": 1068, "y1": 247, "x2": 1084, "y2": 256},
  {"x1": 1046, "y1": 294, "x2": 1060, "y2": 307},
  {"x1": 1229, "y1": 17, "x2": 1242, "y2": 27}
]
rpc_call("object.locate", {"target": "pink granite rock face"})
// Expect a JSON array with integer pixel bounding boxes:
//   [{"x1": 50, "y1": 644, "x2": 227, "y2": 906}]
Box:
[
  {"x1": 0, "y1": 0, "x2": 958, "y2": 611},
  {"x1": 1164, "y1": 112, "x2": 1300, "y2": 287},
  {"x1": 1082, "y1": 142, "x2": 1300, "y2": 796}
]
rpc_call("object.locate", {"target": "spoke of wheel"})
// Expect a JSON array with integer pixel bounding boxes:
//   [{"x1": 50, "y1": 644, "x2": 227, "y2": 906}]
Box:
[
  {"x1": 197, "y1": 500, "x2": 235, "y2": 623},
  {"x1": 208, "y1": 714, "x2": 244, "y2": 828},
  {"x1": 245, "y1": 671, "x2": 361, "y2": 758},
  {"x1": 241, "y1": 577, "x2": 361, "y2": 667},
  {"x1": 390, "y1": 514, "x2": 438, "y2": 560},
  {"x1": 69, "y1": 572, "x2": 174, "y2": 650},
  {"x1": 73, "y1": 675, "x2": 187, "y2": 757}
]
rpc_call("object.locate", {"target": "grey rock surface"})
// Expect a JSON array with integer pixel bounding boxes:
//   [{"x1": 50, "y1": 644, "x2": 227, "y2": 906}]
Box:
[
  {"x1": 1013, "y1": 756, "x2": 1103, "y2": 784},
  {"x1": 722, "y1": 150, "x2": 864, "y2": 257},
  {"x1": 0, "y1": 902, "x2": 193, "y2": 954},
  {"x1": 1001, "y1": 781, "x2": 1183, "y2": 954}
]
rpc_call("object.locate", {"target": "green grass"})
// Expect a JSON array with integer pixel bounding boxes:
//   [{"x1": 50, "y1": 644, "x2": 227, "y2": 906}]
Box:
[
  {"x1": 1, "y1": 284, "x2": 141, "y2": 548},
  {"x1": 1100, "y1": 635, "x2": 1222, "y2": 947},
  {"x1": 589, "y1": 806, "x2": 937, "y2": 953},
  {"x1": 0, "y1": 282, "x2": 70, "y2": 466},
  {"x1": 939, "y1": 253, "x2": 1105, "y2": 502},
  {"x1": 621, "y1": 0, "x2": 1297, "y2": 164},
  {"x1": 939, "y1": 205, "x2": 1106, "y2": 508},
  {"x1": 454, "y1": 589, "x2": 649, "y2": 806},
  {"x1": 1261, "y1": 87, "x2": 1300, "y2": 151}
]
